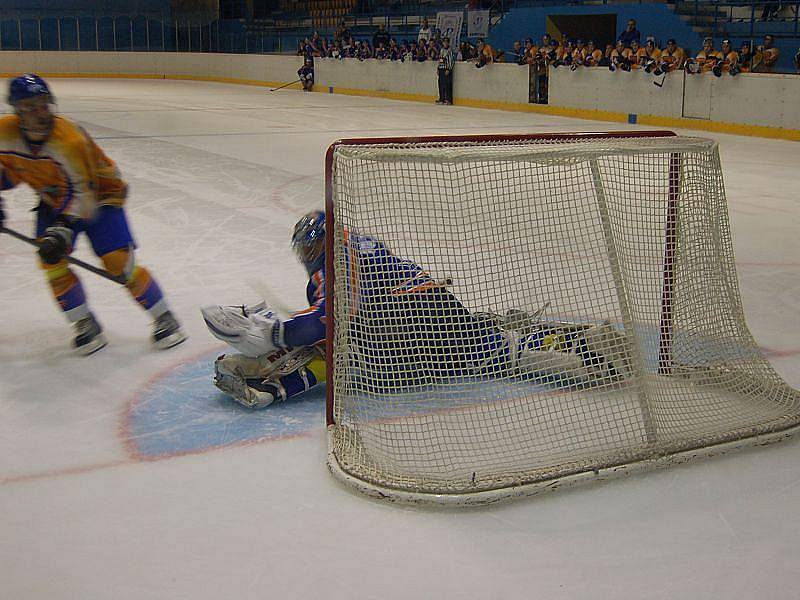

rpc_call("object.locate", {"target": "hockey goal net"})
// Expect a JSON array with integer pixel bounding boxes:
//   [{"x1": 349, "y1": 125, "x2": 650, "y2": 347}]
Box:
[{"x1": 324, "y1": 131, "x2": 800, "y2": 505}]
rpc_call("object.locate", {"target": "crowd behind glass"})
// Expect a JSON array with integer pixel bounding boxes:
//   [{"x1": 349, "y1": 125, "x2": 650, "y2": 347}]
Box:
[{"x1": 297, "y1": 18, "x2": 798, "y2": 76}]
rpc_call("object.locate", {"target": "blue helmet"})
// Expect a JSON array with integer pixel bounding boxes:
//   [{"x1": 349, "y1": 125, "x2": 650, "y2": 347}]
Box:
[
  {"x1": 8, "y1": 73, "x2": 53, "y2": 105},
  {"x1": 292, "y1": 210, "x2": 325, "y2": 273}
]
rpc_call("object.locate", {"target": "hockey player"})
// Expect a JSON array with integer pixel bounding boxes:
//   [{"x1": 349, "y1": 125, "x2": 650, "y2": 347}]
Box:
[
  {"x1": 653, "y1": 39, "x2": 685, "y2": 75},
  {"x1": 298, "y1": 54, "x2": 314, "y2": 92},
  {"x1": 202, "y1": 211, "x2": 633, "y2": 409},
  {"x1": 0, "y1": 74, "x2": 186, "y2": 355}
]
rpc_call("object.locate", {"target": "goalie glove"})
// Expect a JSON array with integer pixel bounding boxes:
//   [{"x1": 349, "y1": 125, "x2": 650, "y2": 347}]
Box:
[
  {"x1": 38, "y1": 222, "x2": 74, "y2": 264},
  {"x1": 201, "y1": 303, "x2": 286, "y2": 358}
]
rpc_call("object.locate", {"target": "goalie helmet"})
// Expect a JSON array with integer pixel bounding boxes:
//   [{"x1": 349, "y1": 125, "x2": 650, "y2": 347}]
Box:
[{"x1": 292, "y1": 210, "x2": 325, "y2": 273}]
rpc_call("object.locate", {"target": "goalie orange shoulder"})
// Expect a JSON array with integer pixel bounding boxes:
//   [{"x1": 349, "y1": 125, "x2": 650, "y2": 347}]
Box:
[{"x1": 0, "y1": 114, "x2": 127, "y2": 219}]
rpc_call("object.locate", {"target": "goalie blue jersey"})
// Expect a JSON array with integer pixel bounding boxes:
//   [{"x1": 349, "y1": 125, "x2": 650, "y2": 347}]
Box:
[{"x1": 281, "y1": 232, "x2": 434, "y2": 349}]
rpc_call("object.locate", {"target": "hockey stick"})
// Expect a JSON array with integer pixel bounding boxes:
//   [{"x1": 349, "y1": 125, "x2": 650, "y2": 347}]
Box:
[
  {"x1": 0, "y1": 225, "x2": 128, "y2": 285},
  {"x1": 246, "y1": 279, "x2": 294, "y2": 318},
  {"x1": 269, "y1": 79, "x2": 301, "y2": 92}
]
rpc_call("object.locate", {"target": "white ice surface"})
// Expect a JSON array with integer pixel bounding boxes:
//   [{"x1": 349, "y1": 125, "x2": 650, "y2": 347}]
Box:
[{"x1": 1, "y1": 79, "x2": 799, "y2": 600}]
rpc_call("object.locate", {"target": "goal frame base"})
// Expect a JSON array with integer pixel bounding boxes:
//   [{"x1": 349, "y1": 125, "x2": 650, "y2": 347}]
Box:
[{"x1": 327, "y1": 424, "x2": 799, "y2": 507}]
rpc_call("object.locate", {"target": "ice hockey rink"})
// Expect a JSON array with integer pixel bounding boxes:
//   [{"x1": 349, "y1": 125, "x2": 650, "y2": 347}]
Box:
[{"x1": 1, "y1": 78, "x2": 798, "y2": 599}]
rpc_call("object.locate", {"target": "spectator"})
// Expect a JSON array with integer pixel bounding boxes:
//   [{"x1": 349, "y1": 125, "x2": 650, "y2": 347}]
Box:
[
  {"x1": 475, "y1": 38, "x2": 495, "y2": 68},
  {"x1": 437, "y1": 37, "x2": 456, "y2": 105},
  {"x1": 583, "y1": 40, "x2": 603, "y2": 67},
  {"x1": 342, "y1": 36, "x2": 356, "y2": 58},
  {"x1": 755, "y1": 35, "x2": 780, "y2": 72},
  {"x1": 388, "y1": 39, "x2": 402, "y2": 61},
  {"x1": 524, "y1": 38, "x2": 539, "y2": 65},
  {"x1": 713, "y1": 39, "x2": 740, "y2": 76},
  {"x1": 738, "y1": 41, "x2": 754, "y2": 72},
  {"x1": 544, "y1": 38, "x2": 560, "y2": 65},
  {"x1": 555, "y1": 39, "x2": 573, "y2": 68},
  {"x1": 655, "y1": 38, "x2": 685, "y2": 74},
  {"x1": 373, "y1": 24, "x2": 390, "y2": 50},
  {"x1": 572, "y1": 39, "x2": 587, "y2": 68},
  {"x1": 427, "y1": 40, "x2": 440, "y2": 61},
  {"x1": 408, "y1": 40, "x2": 418, "y2": 61},
  {"x1": 418, "y1": 18, "x2": 432, "y2": 43},
  {"x1": 609, "y1": 40, "x2": 632, "y2": 71},
  {"x1": 794, "y1": 47, "x2": 800, "y2": 73},
  {"x1": 296, "y1": 38, "x2": 307, "y2": 56},
  {"x1": 641, "y1": 36, "x2": 661, "y2": 72},
  {"x1": 416, "y1": 40, "x2": 428, "y2": 62},
  {"x1": 687, "y1": 37, "x2": 721, "y2": 74},
  {"x1": 512, "y1": 40, "x2": 525, "y2": 65},
  {"x1": 459, "y1": 40, "x2": 476, "y2": 61},
  {"x1": 629, "y1": 39, "x2": 643, "y2": 69},
  {"x1": 309, "y1": 32, "x2": 323, "y2": 56},
  {"x1": 334, "y1": 21, "x2": 350, "y2": 43},
  {"x1": 618, "y1": 19, "x2": 641, "y2": 47}
]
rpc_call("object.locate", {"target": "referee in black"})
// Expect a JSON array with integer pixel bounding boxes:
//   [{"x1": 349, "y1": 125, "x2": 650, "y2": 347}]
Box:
[{"x1": 437, "y1": 37, "x2": 455, "y2": 105}]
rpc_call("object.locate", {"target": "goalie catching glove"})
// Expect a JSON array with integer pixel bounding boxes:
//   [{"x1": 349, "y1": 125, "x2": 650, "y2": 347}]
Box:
[{"x1": 201, "y1": 301, "x2": 287, "y2": 358}]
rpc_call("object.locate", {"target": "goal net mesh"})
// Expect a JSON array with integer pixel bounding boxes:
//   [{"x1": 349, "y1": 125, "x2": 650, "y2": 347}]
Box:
[{"x1": 326, "y1": 134, "x2": 800, "y2": 500}]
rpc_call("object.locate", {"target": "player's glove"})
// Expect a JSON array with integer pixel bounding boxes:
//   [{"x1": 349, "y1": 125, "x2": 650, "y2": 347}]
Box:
[
  {"x1": 38, "y1": 223, "x2": 74, "y2": 264},
  {"x1": 201, "y1": 303, "x2": 285, "y2": 358}
]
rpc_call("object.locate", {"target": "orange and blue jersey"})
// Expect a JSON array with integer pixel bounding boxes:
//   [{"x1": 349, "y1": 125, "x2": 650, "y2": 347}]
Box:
[
  {"x1": 281, "y1": 232, "x2": 435, "y2": 349},
  {"x1": 0, "y1": 114, "x2": 127, "y2": 219},
  {"x1": 283, "y1": 265, "x2": 327, "y2": 348}
]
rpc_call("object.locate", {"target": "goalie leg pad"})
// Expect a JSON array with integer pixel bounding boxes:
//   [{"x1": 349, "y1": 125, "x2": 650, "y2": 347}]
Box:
[
  {"x1": 578, "y1": 323, "x2": 633, "y2": 381},
  {"x1": 213, "y1": 346, "x2": 322, "y2": 408},
  {"x1": 214, "y1": 371, "x2": 285, "y2": 408},
  {"x1": 508, "y1": 322, "x2": 633, "y2": 384}
]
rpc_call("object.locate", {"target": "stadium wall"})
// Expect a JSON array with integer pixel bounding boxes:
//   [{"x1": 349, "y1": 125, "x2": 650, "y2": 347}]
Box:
[{"x1": 1, "y1": 51, "x2": 797, "y2": 140}]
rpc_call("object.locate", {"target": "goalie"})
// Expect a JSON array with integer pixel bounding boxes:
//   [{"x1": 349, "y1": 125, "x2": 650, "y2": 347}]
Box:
[{"x1": 202, "y1": 211, "x2": 633, "y2": 408}]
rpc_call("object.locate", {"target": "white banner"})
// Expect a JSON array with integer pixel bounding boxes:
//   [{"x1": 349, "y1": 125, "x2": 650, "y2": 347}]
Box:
[
  {"x1": 467, "y1": 10, "x2": 490, "y2": 38},
  {"x1": 436, "y1": 11, "x2": 463, "y2": 48}
]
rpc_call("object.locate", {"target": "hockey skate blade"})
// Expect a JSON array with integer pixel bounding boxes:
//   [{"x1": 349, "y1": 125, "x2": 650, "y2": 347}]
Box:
[
  {"x1": 75, "y1": 333, "x2": 108, "y2": 356},
  {"x1": 153, "y1": 329, "x2": 188, "y2": 350}
]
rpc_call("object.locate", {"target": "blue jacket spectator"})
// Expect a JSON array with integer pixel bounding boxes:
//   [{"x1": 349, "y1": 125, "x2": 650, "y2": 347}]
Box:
[{"x1": 618, "y1": 19, "x2": 641, "y2": 46}]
